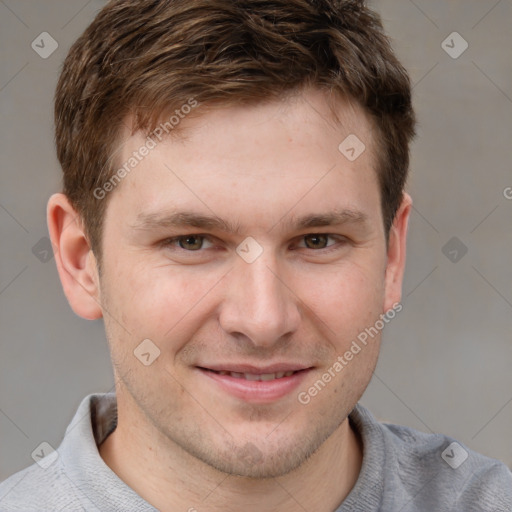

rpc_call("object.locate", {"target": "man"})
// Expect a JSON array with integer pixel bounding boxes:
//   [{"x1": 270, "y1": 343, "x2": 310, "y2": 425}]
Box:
[{"x1": 0, "y1": 0, "x2": 511, "y2": 510}]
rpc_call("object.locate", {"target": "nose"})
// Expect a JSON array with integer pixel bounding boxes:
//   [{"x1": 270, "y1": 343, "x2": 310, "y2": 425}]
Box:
[{"x1": 218, "y1": 252, "x2": 301, "y2": 348}]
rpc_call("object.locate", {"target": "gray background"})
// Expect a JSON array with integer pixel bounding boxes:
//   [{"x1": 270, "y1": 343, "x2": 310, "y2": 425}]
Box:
[{"x1": 1, "y1": 0, "x2": 511, "y2": 480}]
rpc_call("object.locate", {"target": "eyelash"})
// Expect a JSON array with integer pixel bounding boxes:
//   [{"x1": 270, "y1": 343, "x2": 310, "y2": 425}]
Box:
[{"x1": 160, "y1": 234, "x2": 347, "y2": 254}]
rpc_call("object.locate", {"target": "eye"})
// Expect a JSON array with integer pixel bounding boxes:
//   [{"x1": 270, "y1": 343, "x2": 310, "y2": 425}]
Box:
[
  {"x1": 164, "y1": 235, "x2": 214, "y2": 251},
  {"x1": 298, "y1": 234, "x2": 341, "y2": 250}
]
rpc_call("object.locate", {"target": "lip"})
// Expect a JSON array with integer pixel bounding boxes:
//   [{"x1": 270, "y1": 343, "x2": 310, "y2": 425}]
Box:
[
  {"x1": 197, "y1": 364, "x2": 313, "y2": 404},
  {"x1": 200, "y1": 363, "x2": 310, "y2": 374}
]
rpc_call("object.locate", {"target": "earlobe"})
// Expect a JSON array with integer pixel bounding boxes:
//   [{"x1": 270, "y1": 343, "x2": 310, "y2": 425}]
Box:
[
  {"x1": 383, "y1": 192, "x2": 412, "y2": 312},
  {"x1": 47, "y1": 193, "x2": 103, "y2": 320}
]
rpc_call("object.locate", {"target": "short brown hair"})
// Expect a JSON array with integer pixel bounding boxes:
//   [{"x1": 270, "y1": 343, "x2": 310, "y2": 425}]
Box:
[{"x1": 54, "y1": 0, "x2": 415, "y2": 262}]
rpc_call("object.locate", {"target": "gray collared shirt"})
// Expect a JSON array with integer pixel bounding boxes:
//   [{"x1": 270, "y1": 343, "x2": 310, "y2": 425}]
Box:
[{"x1": 1, "y1": 393, "x2": 511, "y2": 511}]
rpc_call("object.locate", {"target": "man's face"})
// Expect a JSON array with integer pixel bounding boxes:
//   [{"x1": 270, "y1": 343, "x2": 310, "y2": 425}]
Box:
[{"x1": 97, "y1": 88, "x2": 405, "y2": 478}]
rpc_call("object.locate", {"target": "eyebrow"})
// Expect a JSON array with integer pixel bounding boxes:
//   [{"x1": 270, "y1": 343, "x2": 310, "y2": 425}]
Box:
[{"x1": 131, "y1": 208, "x2": 370, "y2": 234}]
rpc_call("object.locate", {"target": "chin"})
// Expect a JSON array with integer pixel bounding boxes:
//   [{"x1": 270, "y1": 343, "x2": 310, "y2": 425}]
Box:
[{"x1": 192, "y1": 426, "x2": 329, "y2": 479}]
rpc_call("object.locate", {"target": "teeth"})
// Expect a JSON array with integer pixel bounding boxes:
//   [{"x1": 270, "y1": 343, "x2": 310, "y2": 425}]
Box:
[{"x1": 215, "y1": 370, "x2": 296, "y2": 381}]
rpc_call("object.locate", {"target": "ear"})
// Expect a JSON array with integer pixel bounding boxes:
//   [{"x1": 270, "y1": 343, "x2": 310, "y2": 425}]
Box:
[
  {"x1": 383, "y1": 192, "x2": 412, "y2": 312},
  {"x1": 47, "y1": 193, "x2": 103, "y2": 320}
]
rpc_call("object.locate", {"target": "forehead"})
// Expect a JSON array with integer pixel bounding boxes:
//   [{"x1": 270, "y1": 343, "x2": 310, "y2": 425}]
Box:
[
  {"x1": 106, "y1": 88, "x2": 382, "y2": 233},
  {"x1": 114, "y1": 87, "x2": 378, "y2": 168}
]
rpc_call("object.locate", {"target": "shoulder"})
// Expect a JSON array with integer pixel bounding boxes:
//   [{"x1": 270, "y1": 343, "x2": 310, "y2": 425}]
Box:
[
  {"x1": 0, "y1": 457, "x2": 86, "y2": 511},
  {"x1": 391, "y1": 423, "x2": 512, "y2": 511},
  {"x1": 351, "y1": 404, "x2": 512, "y2": 511},
  {"x1": 0, "y1": 393, "x2": 116, "y2": 512}
]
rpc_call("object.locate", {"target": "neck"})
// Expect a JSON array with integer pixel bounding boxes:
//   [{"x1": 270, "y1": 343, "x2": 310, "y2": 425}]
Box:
[{"x1": 99, "y1": 390, "x2": 362, "y2": 512}]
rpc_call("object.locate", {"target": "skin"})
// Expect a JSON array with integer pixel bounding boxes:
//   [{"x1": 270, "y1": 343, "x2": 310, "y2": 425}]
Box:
[{"x1": 47, "y1": 87, "x2": 411, "y2": 512}]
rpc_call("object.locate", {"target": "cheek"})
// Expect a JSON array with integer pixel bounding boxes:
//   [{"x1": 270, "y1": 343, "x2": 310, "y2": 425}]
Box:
[
  {"x1": 297, "y1": 259, "x2": 386, "y2": 335},
  {"x1": 110, "y1": 261, "x2": 224, "y2": 342}
]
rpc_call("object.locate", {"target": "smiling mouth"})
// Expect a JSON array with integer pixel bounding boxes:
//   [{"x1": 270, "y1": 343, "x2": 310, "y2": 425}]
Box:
[
  {"x1": 197, "y1": 366, "x2": 312, "y2": 402},
  {"x1": 199, "y1": 368, "x2": 307, "y2": 381}
]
